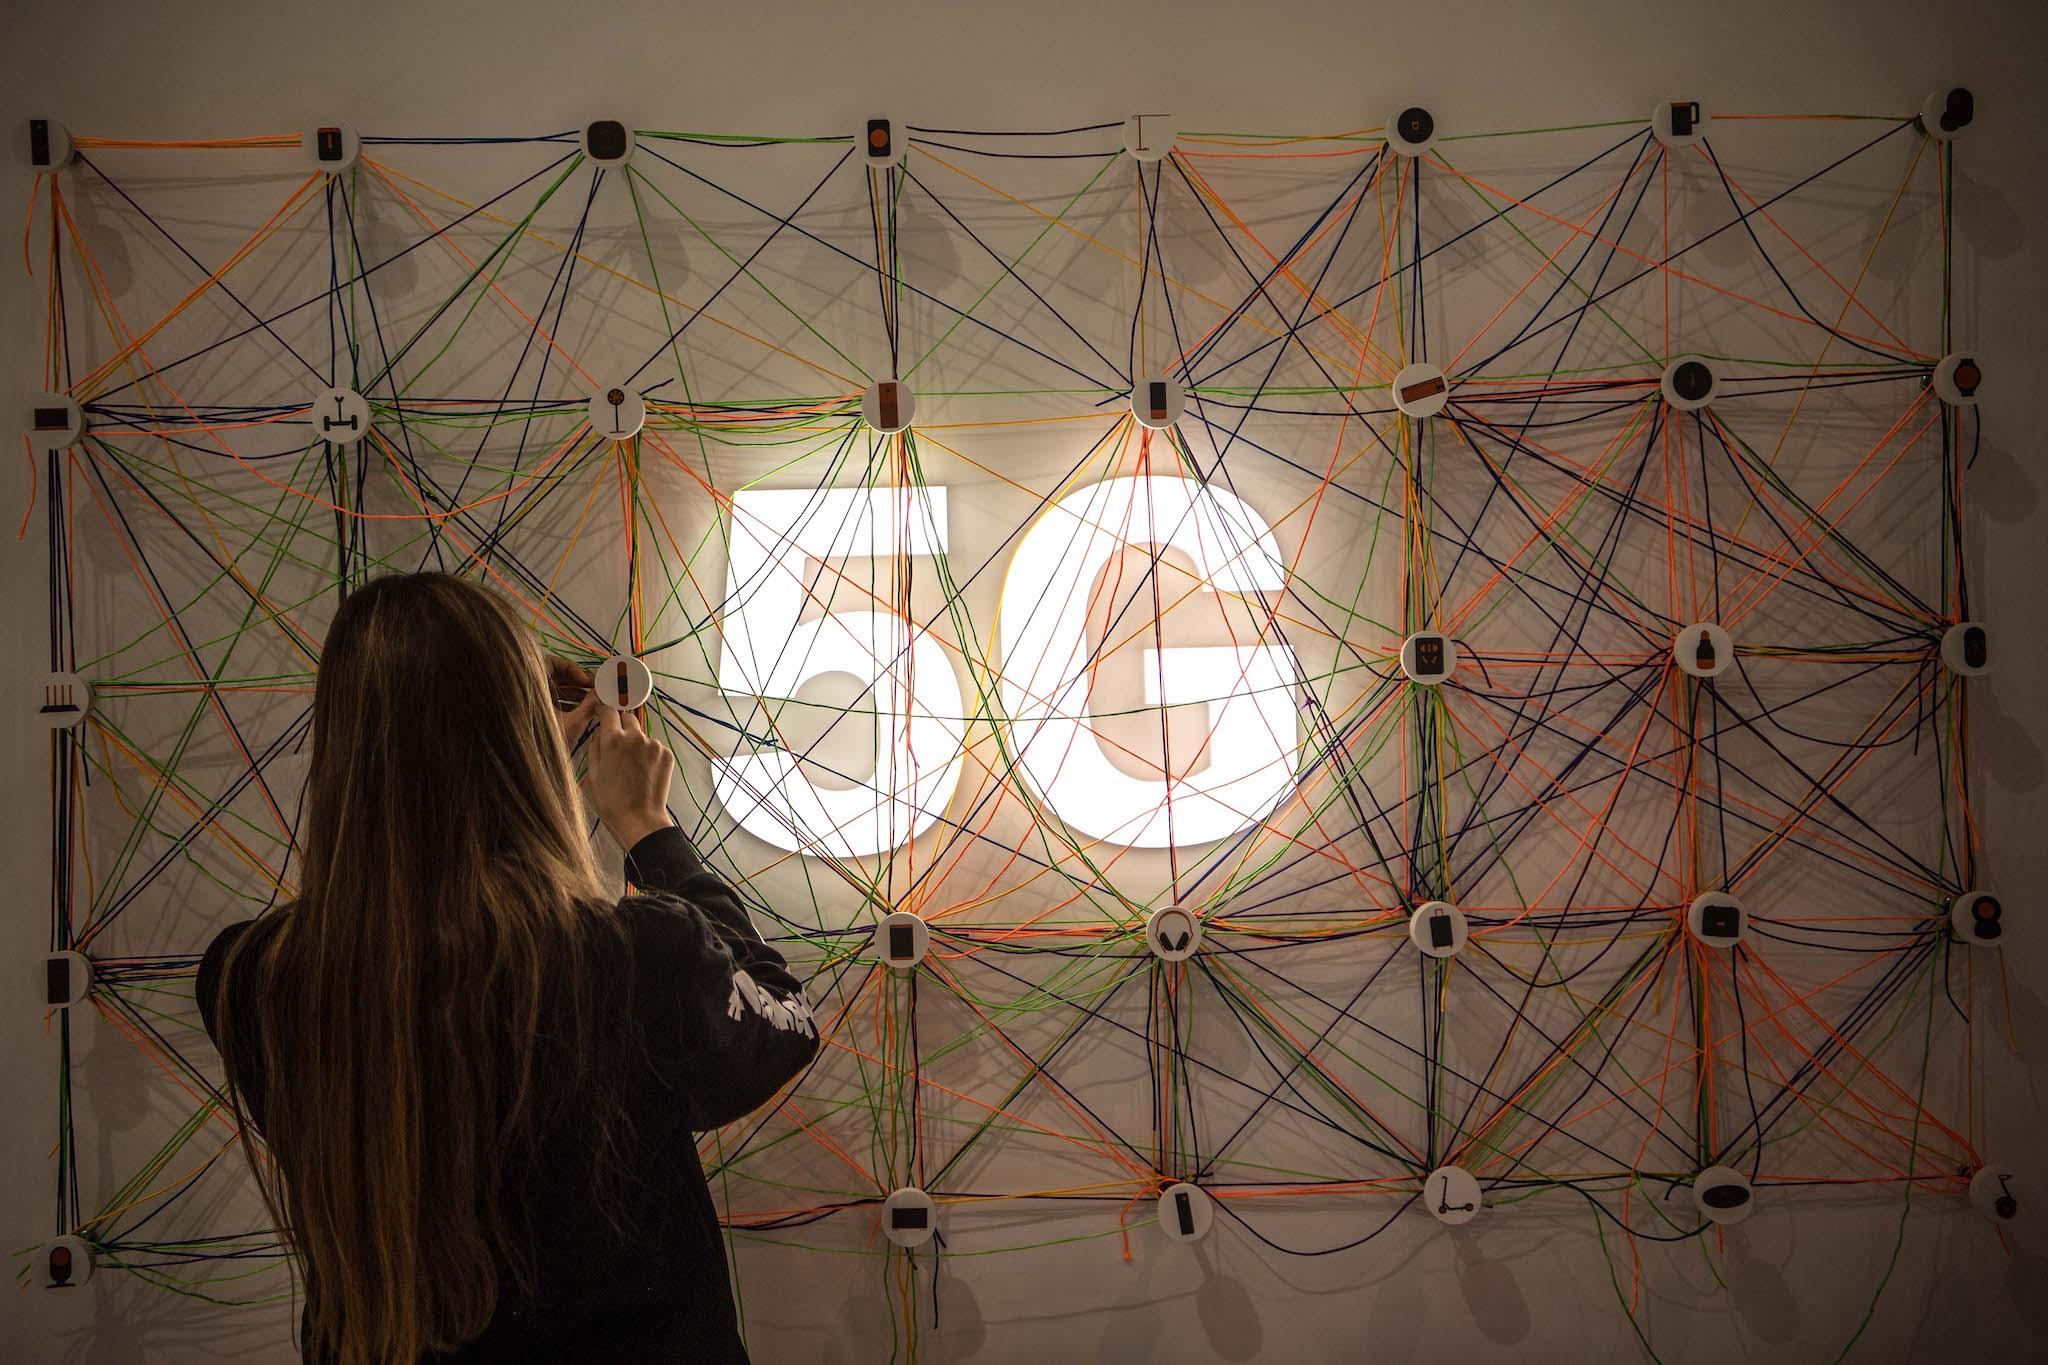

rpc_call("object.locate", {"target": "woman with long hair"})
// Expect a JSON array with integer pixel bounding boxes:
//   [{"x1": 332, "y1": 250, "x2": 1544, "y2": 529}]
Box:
[{"x1": 198, "y1": 572, "x2": 818, "y2": 1363}]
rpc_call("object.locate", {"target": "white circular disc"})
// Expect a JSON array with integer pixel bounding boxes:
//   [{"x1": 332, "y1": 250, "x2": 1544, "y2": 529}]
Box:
[
  {"x1": 1147, "y1": 905, "x2": 1202, "y2": 962},
  {"x1": 37, "y1": 672, "x2": 91, "y2": 729},
  {"x1": 1408, "y1": 901, "x2": 1468, "y2": 960},
  {"x1": 877, "y1": 910, "x2": 930, "y2": 971},
  {"x1": 1674, "y1": 623, "x2": 1733, "y2": 679},
  {"x1": 1122, "y1": 113, "x2": 1176, "y2": 163},
  {"x1": 1131, "y1": 375, "x2": 1185, "y2": 431},
  {"x1": 1969, "y1": 1165, "x2": 2019, "y2": 1223},
  {"x1": 1920, "y1": 88, "x2": 1975, "y2": 143},
  {"x1": 1687, "y1": 891, "x2": 1746, "y2": 949},
  {"x1": 594, "y1": 654, "x2": 654, "y2": 711},
  {"x1": 309, "y1": 387, "x2": 371, "y2": 448},
  {"x1": 1399, "y1": 632, "x2": 1458, "y2": 685},
  {"x1": 1950, "y1": 888, "x2": 2006, "y2": 948},
  {"x1": 1391, "y1": 362, "x2": 1448, "y2": 418},
  {"x1": 43, "y1": 950, "x2": 91, "y2": 1007},
  {"x1": 1693, "y1": 1166, "x2": 1754, "y2": 1225},
  {"x1": 41, "y1": 1235, "x2": 93, "y2": 1288},
  {"x1": 1386, "y1": 106, "x2": 1439, "y2": 157},
  {"x1": 300, "y1": 123, "x2": 361, "y2": 174},
  {"x1": 1425, "y1": 1165, "x2": 1481, "y2": 1225},
  {"x1": 1651, "y1": 100, "x2": 1711, "y2": 150},
  {"x1": 29, "y1": 119, "x2": 75, "y2": 171},
  {"x1": 862, "y1": 115, "x2": 903, "y2": 166},
  {"x1": 29, "y1": 395, "x2": 85, "y2": 449},
  {"x1": 589, "y1": 384, "x2": 646, "y2": 441},
  {"x1": 861, "y1": 380, "x2": 916, "y2": 434},
  {"x1": 1661, "y1": 354, "x2": 1719, "y2": 411},
  {"x1": 580, "y1": 119, "x2": 635, "y2": 166},
  {"x1": 883, "y1": 1187, "x2": 936, "y2": 1247},
  {"x1": 1940, "y1": 622, "x2": 1990, "y2": 676},
  {"x1": 1931, "y1": 352, "x2": 1982, "y2": 407},
  {"x1": 1158, "y1": 1182, "x2": 1214, "y2": 1242}
]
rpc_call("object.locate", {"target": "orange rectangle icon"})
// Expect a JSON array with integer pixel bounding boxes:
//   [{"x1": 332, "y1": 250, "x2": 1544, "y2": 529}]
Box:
[
  {"x1": 877, "y1": 381, "x2": 899, "y2": 430},
  {"x1": 1399, "y1": 374, "x2": 1446, "y2": 405}
]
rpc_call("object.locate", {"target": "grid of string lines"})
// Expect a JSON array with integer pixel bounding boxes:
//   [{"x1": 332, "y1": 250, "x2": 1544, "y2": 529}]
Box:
[{"x1": 21, "y1": 106, "x2": 1995, "y2": 1361}]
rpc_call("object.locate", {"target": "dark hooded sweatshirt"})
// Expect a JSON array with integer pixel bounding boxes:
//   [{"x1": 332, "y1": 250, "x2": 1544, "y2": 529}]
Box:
[{"x1": 198, "y1": 826, "x2": 819, "y2": 1363}]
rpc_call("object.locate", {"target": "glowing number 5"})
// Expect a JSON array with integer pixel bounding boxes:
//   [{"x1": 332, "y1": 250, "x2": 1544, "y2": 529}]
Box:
[
  {"x1": 713, "y1": 487, "x2": 965, "y2": 858},
  {"x1": 998, "y1": 476, "x2": 1300, "y2": 848}
]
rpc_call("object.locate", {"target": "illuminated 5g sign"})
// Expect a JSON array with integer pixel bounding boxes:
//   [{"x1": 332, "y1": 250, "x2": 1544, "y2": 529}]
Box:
[{"x1": 713, "y1": 476, "x2": 1300, "y2": 857}]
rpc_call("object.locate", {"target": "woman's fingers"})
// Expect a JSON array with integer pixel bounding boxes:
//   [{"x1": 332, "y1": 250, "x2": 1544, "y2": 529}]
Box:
[
  {"x1": 545, "y1": 652, "x2": 594, "y2": 687},
  {"x1": 557, "y1": 690, "x2": 600, "y2": 747}
]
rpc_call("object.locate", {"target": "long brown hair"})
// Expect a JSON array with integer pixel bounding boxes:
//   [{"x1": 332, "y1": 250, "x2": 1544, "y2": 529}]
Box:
[{"x1": 219, "y1": 572, "x2": 616, "y2": 1363}]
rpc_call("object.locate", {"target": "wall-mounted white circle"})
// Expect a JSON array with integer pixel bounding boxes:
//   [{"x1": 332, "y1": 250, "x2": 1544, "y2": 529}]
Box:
[
  {"x1": 1931, "y1": 352, "x2": 1982, "y2": 406},
  {"x1": 883, "y1": 1187, "x2": 936, "y2": 1247},
  {"x1": 876, "y1": 910, "x2": 929, "y2": 971},
  {"x1": 1673, "y1": 622, "x2": 1732, "y2": 679},
  {"x1": 1920, "y1": 87, "x2": 1975, "y2": 142},
  {"x1": 1146, "y1": 905, "x2": 1202, "y2": 962},
  {"x1": 43, "y1": 950, "x2": 91, "y2": 1008},
  {"x1": 308, "y1": 387, "x2": 370, "y2": 448},
  {"x1": 594, "y1": 654, "x2": 654, "y2": 711},
  {"x1": 1425, "y1": 1165, "x2": 1480, "y2": 1225},
  {"x1": 29, "y1": 395, "x2": 85, "y2": 449},
  {"x1": 1399, "y1": 632, "x2": 1458, "y2": 685},
  {"x1": 1391, "y1": 362, "x2": 1448, "y2": 418},
  {"x1": 37, "y1": 672, "x2": 91, "y2": 729},
  {"x1": 1969, "y1": 1165, "x2": 2018, "y2": 1223},
  {"x1": 1131, "y1": 376, "x2": 1185, "y2": 431},
  {"x1": 29, "y1": 119, "x2": 76, "y2": 171},
  {"x1": 41, "y1": 1235, "x2": 93, "y2": 1288},
  {"x1": 1386, "y1": 106, "x2": 1438, "y2": 157},
  {"x1": 1157, "y1": 1182, "x2": 1214, "y2": 1242},
  {"x1": 1950, "y1": 888, "x2": 2005, "y2": 948},
  {"x1": 861, "y1": 380, "x2": 916, "y2": 434},
  {"x1": 580, "y1": 119, "x2": 635, "y2": 166},
  {"x1": 1651, "y1": 100, "x2": 1711, "y2": 150},
  {"x1": 1692, "y1": 1166, "x2": 1754, "y2": 1225},
  {"x1": 862, "y1": 115, "x2": 903, "y2": 165},
  {"x1": 300, "y1": 124, "x2": 361, "y2": 174},
  {"x1": 589, "y1": 384, "x2": 646, "y2": 441},
  {"x1": 1122, "y1": 113, "x2": 1176, "y2": 163},
  {"x1": 1408, "y1": 901, "x2": 1468, "y2": 959},
  {"x1": 1661, "y1": 354, "x2": 1718, "y2": 411},
  {"x1": 1940, "y1": 622, "x2": 1989, "y2": 676},
  {"x1": 1687, "y1": 892, "x2": 1746, "y2": 949}
]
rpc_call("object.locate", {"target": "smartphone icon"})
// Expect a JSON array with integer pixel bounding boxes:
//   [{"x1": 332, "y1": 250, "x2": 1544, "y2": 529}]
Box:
[
  {"x1": 1428, "y1": 912, "x2": 1454, "y2": 950},
  {"x1": 1147, "y1": 381, "x2": 1170, "y2": 422},
  {"x1": 888, "y1": 924, "x2": 914, "y2": 961},
  {"x1": 891, "y1": 1205, "x2": 928, "y2": 1229},
  {"x1": 1174, "y1": 1191, "x2": 1195, "y2": 1235}
]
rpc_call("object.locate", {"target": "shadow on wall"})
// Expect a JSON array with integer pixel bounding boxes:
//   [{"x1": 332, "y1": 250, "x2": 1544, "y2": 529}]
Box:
[
  {"x1": 1721, "y1": 1229, "x2": 1803, "y2": 1346},
  {"x1": 1453, "y1": 1231, "x2": 1532, "y2": 1346}
]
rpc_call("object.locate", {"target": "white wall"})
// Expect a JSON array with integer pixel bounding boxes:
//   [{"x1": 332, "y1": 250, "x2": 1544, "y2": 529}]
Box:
[{"x1": 4, "y1": 1, "x2": 2046, "y2": 1361}]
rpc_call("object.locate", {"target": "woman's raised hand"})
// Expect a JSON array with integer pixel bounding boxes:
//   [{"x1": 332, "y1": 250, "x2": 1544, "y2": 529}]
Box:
[
  {"x1": 584, "y1": 703, "x2": 676, "y2": 850},
  {"x1": 544, "y1": 654, "x2": 597, "y2": 743}
]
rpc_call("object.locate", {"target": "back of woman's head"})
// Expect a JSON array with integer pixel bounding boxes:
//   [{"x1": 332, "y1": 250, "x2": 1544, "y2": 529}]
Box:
[{"x1": 224, "y1": 572, "x2": 612, "y2": 1363}]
